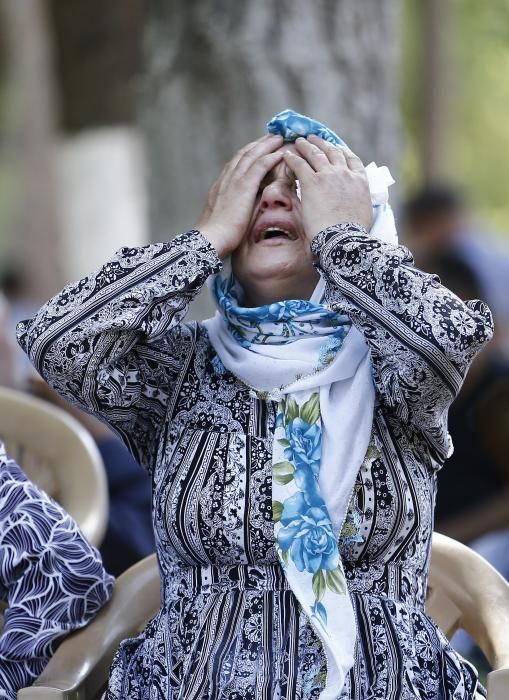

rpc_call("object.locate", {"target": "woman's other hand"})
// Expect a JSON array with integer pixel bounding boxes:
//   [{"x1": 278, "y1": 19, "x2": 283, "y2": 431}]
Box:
[
  {"x1": 198, "y1": 135, "x2": 284, "y2": 259},
  {"x1": 283, "y1": 135, "x2": 372, "y2": 241}
]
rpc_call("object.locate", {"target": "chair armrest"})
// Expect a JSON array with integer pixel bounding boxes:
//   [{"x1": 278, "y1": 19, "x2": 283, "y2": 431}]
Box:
[
  {"x1": 488, "y1": 668, "x2": 509, "y2": 700},
  {"x1": 430, "y1": 533, "x2": 509, "y2": 671},
  {"x1": 18, "y1": 554, "x2": 160, "y2": 700}
]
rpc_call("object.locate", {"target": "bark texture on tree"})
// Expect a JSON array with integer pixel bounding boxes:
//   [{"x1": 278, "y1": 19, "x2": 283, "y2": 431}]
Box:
[{"x1": 141, "y1": 0, "x2": 400, "y2": 317}]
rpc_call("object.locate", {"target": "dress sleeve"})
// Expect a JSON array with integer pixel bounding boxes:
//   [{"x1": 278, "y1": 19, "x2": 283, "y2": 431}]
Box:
[
  {"x1": 0, "y1": 448, "x2": 114, "y2": 698},
  {"x1": 16, "y1": 230, "x2": 222, "y2": 471},
  {"x1": 311, "y1": 223, "x2": 494, "y2": 461}
]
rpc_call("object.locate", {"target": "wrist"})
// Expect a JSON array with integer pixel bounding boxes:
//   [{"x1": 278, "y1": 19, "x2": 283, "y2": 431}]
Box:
[
  {"x1": 198, "y1": 226, "x2": 231, "y2": 260},
  {"x1": 305, "y1": 219, "x2": 369, "y2": 243}
]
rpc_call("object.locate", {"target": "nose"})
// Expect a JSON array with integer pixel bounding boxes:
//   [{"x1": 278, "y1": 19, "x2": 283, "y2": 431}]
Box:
[{"x1": 259, "y1": 179, "x2": 293, "y2": 211}]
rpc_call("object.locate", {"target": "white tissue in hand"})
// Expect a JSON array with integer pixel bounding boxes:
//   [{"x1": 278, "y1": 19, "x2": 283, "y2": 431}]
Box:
[
  {"x1": 365, "y1": 162, "x2": 395, "y2": 205},
  {"x1": 364, "y1": 162, "x2": 398, "y2": 246}
]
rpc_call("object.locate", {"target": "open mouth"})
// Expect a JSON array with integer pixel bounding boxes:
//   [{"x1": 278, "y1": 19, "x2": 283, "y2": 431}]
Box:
[{"x1": 257, "y1": 227, "x2": 297, "y2": 242}]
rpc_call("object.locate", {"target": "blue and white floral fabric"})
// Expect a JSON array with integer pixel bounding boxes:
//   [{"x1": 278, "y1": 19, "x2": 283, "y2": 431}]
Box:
[
  {"x1": 267, "y1": 109, "x2": 347, "y2": 147},
  {"x1": 212, "y1": 271, "x2": 348, "y2": 350},
  {"x1": 204, "y1": 270, "x2": 375, "y2": 699}
]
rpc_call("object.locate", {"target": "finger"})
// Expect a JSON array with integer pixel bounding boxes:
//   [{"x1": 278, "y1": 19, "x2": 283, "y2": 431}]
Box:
[
  {"x1": 307, "y1": 134, "x2": 347, "y2": 167},
  {"x1": 222, "y1": 135, "x2": 274, "y2": 179},
  {"x1": 281, "y1": 150, "x2": 315, "y2": 182},
  {"x1": 243, "y1": 150, "x2": 285, "y2": 185},
  {"x1": 214, "y1": 138, "x2": 279, "y2": 199},
  {"x1": 294, "y1": 137, "x2": 331, "y2": 172},
  {"x1": 234, "y1": 134, "x2": 284, "y2": 176},
  {"x1": 341, "y1": 145, "x2": 365, "y2": 173},
  {"x1": 206, "y1": 179, "x2": 221, "y2": 209}
]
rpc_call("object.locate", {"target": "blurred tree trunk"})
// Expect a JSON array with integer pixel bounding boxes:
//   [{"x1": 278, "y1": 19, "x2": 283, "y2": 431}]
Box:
[
  {"x1": 141, "y1": 0, "x2": 401, "y2": 249},
  {"x1": 421, "y1": 0, "x2": 453, "y2": 182},
  {"x1": 1, "y1": 0, "x2": 61, "y2": 302},
  {"x1": 48, "y1": 0, "x2": 143, "y2": 133},
  {"x1": 46, "y1": 0, "x2": 148, "y2": 283}
]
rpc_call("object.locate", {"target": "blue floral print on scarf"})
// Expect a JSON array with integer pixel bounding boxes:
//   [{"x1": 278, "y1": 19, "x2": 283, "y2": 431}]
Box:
[
  {"x1": 267, "y1": 108, "x2": 347, "y2": 146},
  {"x1": 213, "y1": 273, "x2": 348, "y2": 349},
  {"x1": 212, "y1": 274, "x2": 351, "y2": 631},
  {"x1": 273, "y1": 394, "x2": 347, "y2": 628}
]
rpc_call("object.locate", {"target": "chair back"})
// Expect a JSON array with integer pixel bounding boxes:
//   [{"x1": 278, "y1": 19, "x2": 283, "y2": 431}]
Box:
[
  {"x1": 0, "y1": 387, "x2": 108, "y2": 547},
  {"x1": 18, "y1": 554, "x2": 160, "y2": 700}
]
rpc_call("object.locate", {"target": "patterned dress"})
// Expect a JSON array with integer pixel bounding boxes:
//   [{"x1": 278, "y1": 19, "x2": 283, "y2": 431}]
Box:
[
  {"x1": 0, "y1": 441, "x2": 113, "y2": 699},
  {"x1": 17, "y1": 224, "x2": 493, "y2": 699}
]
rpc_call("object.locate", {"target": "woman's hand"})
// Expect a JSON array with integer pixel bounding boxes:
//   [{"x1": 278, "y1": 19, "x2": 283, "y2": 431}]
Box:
[
  {"x1": 197, "y1": 134, "x2": 284, "y2": 259},
  {"x1": 283, "y1": 135, "x2": 372, "y2": 241}
]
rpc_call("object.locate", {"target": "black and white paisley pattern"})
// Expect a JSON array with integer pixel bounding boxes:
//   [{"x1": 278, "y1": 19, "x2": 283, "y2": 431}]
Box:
[
  {"x1": 0, "y1": 441, "x2": 113, "y2": 699},
  {"x1": 17, "y1": 226, "x2": 493, "y2": 699}
]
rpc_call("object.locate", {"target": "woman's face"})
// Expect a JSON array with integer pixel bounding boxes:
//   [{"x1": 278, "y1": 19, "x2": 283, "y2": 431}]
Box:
[{"x1": 231, "y1": 143, "x2": 319, "y2": 304}]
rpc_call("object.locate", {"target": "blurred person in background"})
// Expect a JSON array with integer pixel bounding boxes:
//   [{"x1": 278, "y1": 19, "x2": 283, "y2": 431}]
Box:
[
  {"x1": 0, "y1": 439, "x2": 113, "y2": 698},
  {"x1": 16, "y1": 109, "x2": 493, "y2": 700},
  {"x1": 430, "y1": 254, "x2": 509, "y2": 561},
  {"x1": 428, "y1": 252, "x2": 509, "y2": 667},
  {"x1": 402, "y1": 185, "x2": 509, "y2": 354},
  {"x1": 0, "y1": 267, "x2": 39, "y2": 389}
]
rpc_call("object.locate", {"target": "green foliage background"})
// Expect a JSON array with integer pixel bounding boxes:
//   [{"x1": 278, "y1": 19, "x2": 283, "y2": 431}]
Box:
[{"x1": 402, "y1": 0, "x2": 509, "y2": 235}]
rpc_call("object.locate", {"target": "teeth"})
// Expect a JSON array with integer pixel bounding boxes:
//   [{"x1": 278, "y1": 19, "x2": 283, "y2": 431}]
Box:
[{"x1": 261, "y1": 227, "x2": 296, "y2": 241}]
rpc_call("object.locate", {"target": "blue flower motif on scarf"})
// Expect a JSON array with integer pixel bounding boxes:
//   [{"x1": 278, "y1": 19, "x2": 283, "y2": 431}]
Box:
[
  {"x1": 273, "y1": 394, "x2": 347, "y2": 627},
  {"x1": 278, "y1": 492, "x2": 339, "y2": 574},
  {"x1": 213, "y1": 273, "x2": 349, "y2": 349},
  {"x1": 285, "y1": 417, "x2": 321, "y2": 477}
]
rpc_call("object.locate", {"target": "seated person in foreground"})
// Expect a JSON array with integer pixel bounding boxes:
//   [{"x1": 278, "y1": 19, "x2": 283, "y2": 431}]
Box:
[{"x1": 0, "y1": 440, "x2": 114, "y2": 699}]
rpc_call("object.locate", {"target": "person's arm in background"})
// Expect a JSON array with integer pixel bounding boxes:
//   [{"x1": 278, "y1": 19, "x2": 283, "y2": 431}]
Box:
[{"x1": 0, "y1": 441, "x2": 114, "y2": 699}]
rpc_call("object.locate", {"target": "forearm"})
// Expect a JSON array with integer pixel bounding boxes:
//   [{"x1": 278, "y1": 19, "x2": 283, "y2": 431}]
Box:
[
  {"x1": 311, "y1": 223, "x2": 494, "y2": 456},
  {"x1": 311, "y1": 223, "x2": 493, "y2": 381},
  {"x1": 16, "y1": 229, "x2": 221, "y2": 409}
]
